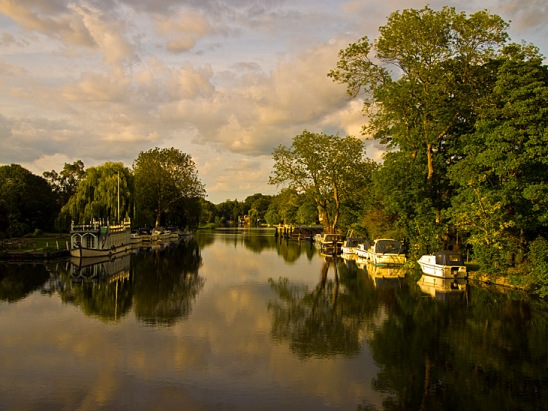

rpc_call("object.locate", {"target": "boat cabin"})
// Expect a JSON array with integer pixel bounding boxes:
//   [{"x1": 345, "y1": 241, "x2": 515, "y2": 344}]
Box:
[
  {"x1": 373, "y1": 239, "x2": 403, "y2": 254},
  {"x1": 433, "y1": 251, "x2": 464, "y2": 266}
]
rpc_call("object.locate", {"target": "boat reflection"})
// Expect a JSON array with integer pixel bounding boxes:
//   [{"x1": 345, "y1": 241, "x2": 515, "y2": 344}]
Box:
[
  {"x1": 69, "y1": 253, "x2": 131, "y2": 283},
  {"x1": 417, "y1": 275, "x2": 469, "y2": 302},
  {"x1": 365, "y1": 260, "x2": 405, "y2": 288}
]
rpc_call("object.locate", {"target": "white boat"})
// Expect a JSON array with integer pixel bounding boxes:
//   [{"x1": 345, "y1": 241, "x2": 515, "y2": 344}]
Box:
[
  {"x1": 70, "y1": 218, "x2": 132, "y2": 258},
  {"x1": 318, "y1": 233, "x2": 343, "y2": 253},
  {"x1": 417, "y1": 251, "x2": 467, "y2": 279},
  {"x1": 355, "y1": 242, "x2": 370, "y2": 259},
  {"x1": 341, "y1": 237, "x2": 362, "y2": 254},
  {"x1": 365, "y1": 239, "x2": 406, "y2": 266}
]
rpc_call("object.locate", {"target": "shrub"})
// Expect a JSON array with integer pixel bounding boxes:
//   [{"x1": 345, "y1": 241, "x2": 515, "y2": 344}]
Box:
[{"x1": 527, "y1": 236, "x2": 548, "y2": 298}]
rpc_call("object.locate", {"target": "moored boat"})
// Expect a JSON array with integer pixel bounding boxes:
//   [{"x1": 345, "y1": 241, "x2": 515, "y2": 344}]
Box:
[
  {"x1": 318, "y1": 233, "x2": 343, "y2": 253},
  {"x1": 341, "y1": 237, "x2": 362, "y2": 254},
  {"x1": 417, "y1": 251, "x2": 467, "y2": 279},
  {"x1": 366, "y1": 239, "x2": 406, "y2": 266},
  {"x1": 70, "y1": 218, "x2": 131, "y2": 258}
]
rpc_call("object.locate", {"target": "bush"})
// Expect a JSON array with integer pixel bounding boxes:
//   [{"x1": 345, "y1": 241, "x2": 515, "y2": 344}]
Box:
[{"x1": 527, "y1": 236, "x2": 548, "y2": 298}]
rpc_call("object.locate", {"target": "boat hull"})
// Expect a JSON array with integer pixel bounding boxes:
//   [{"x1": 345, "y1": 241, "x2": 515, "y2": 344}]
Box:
[
  {"x1": 368, "y1": 251, "x2": 406, "y2": 266},
  {"x1": 418, "y1": 255, "x2": 467, "y2": 279},
  {"x1": 70, "y1": 243, "x2": 131, "y2": 258}
]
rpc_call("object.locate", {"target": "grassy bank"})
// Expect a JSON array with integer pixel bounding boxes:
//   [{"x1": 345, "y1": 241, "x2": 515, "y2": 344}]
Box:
[{"x1": 1, "y1": 232, "x2": 70, "y2": 254}]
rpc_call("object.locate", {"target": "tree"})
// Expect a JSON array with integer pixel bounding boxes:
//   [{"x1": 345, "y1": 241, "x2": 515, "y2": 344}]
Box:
[
  {"x1": 329, "y1": 6, "x2": 508, "y2": 184},
  {"x1": 270, "y1": 130, "x2": 374, "y2": 233},
  {"x1": 0, "y1": 164, "x2": 57, "y2": 236},
  {"x1": 43, "y1": 160, "x2": 85, "y2": 208},
  {"x1": 61, "y1": 162, "x2": 133, "y2": 225},
  {"x1": 133, "y1": 147, "x2": 205, "y2": 228},
  {"x1": 448, "y1": 43, "x2": 548, "y2": 271}
]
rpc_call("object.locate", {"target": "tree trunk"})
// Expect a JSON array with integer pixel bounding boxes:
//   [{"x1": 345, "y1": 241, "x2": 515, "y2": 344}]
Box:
[{"x1": 426, "y1": 142, "x2": 434, "y2": 182}]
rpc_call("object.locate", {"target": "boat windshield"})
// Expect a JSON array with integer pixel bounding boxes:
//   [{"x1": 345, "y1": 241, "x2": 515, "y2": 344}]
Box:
[
  {"x1": 375, "y1": 240, "x2": 402, "y2": 254},
  {"x1": 434, "y1": 252, "x2": 464, "y2": 266}
]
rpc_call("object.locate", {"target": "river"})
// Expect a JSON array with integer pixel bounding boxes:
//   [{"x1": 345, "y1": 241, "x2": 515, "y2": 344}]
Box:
[{"x1": 0, "y1": 229, "x2": 547, "y2": 410}]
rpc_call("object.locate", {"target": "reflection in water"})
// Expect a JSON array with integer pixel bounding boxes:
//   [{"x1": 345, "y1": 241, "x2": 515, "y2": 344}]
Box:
[
  {"x1": 41, "y1": 237, "x2": 204, "y2": 324},
  {"x1": 0, "y1": 232, "x2": 547, "y2": 410},
  {"x1": 132, "y1": 238, "x2": 204, "y2": 326},
  {"x1": 0, "y1": 262, "x2": 50, "y2": 302},
  {"x1": 417, "y1": 275, "x2": 469, "y2": 302}
]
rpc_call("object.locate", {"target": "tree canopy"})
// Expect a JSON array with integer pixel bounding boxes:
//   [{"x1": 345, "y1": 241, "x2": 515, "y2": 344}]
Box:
[
  {"x1": 270, "y1": 130, "x2": 375, "y2": 233},
  {"x1": 0, "y1": 164, "x2": 57, "y2": 237},
  {"x1": 60, "y1": 162, "x2": 133, "y2": 225},
  {"x1": 133, "y1": 147, "x2": 205, "y2": 228},
  {"x1": 329, "y1": 6, "x2": 508, "y2": 183}
]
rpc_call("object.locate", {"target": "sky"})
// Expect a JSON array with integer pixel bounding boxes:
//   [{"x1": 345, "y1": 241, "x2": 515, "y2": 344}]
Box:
[{"x1": 1, "y1": 0, "x2": 547, "y2": 204}]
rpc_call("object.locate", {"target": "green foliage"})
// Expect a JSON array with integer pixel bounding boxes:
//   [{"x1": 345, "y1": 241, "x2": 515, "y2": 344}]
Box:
[
  {"x1": 270, "y1": 130, "x2": 374, "y2": 233},
  {"x1": 133, "y1": 147, "x2": 205, "y2": 228},
  {"x1": 61, "y1": 162, "x2": 132, "y2": 225},
  {"x1": 43, "y1": 160, "x2": 85, "y2": 207},
  {"x1": 448, "y1": 43, "x2": 548, "y2": 273},
  {"x1": 327, "y1": 6, "x2": 548, "y2": 284},
  {"x1": 527, "y1": 237, "x2": 548, "y2": 297},
  {"x1": 0, "y1": 164, "x2": 57, "y2": 237}
]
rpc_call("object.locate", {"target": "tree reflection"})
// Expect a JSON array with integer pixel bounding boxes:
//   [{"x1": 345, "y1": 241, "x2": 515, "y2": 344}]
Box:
[
  {"x1": 132, "y1": 238, "x2": 204, "y2": 326},
  {"x1": 0, "y1": 263, "x2": 50, "y2": 302},
  {"x1": 268, "y1": 255, "x2": 363, "y2": 358}
]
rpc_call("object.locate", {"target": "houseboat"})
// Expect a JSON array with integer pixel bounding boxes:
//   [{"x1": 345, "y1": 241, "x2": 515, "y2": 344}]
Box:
[{"x1": 70, "y1": 218, "x2": 132, "y2": 258}]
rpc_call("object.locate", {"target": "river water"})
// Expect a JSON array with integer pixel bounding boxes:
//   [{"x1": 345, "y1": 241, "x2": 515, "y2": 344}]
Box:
[{"x1": 0, "y1": 229, "x2": 547, "y2": 410}]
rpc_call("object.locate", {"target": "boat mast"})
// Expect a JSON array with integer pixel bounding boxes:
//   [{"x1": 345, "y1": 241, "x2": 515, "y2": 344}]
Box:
[{"x1": 117, "y1": 172, "x2": 120, "y2": 223}]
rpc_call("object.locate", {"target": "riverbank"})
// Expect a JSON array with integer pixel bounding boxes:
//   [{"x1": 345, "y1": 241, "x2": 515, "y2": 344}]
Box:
[{"x1": 0, "y1": 234, "x2": 70, "y2": 261}]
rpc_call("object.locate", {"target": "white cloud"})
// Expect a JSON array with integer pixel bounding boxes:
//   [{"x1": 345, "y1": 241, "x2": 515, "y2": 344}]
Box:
[{"x1": 0, "y1": 0, "x2": 546, "y2": 203}]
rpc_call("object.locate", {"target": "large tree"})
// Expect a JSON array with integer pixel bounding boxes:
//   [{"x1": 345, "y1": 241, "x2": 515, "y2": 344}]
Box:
[
  {"x1": 448, "y1": 43, "x2": 548, "y2": 271},
  {"x1": 43, "y1": 160, "x2": 85, "y2": 208},
  {"x1": 133, "y1": 147, "x2": 205, "y2": 228},
  {"x1": 328, "y1": 6, "x2": 510, "y2": 251},
  {"x1": 328, "y1": 6, "x2": 508, "y2": 184},
  {"x1": 0, "y1": 164, "x2": 57, "y2": 237},
  {"x1": 61, "y1": 162, "x2": 133, "y2": 225},
  {"x1": 270, "y1": 130, "x2": 374, "y2": 233}
]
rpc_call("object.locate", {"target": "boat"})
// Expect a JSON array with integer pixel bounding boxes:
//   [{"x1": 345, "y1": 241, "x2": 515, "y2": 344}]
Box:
[
  {"x1": 341, "y1": 237, "x2": 362, "y2": 254},
  {"x1": 70, "y1": 218, "x2": 132, "y2": 258},
  {"x1": 365, "y1": 239, "x2": 406, "y2": 266},
  {"x1": 318, "y1": 233, "x2": 343, "y2": 253},
  {"x1": 151, "y1": 227, "x2": 171, "y2": 242},
  {"x1": 417, "y1": 251, "x2": 467, "y2": 279},
  {"x1": 355, "y1": 241, "x2": 370, "y2": 259}
]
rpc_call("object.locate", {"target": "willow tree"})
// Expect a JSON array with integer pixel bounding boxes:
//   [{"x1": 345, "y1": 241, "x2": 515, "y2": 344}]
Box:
[
  {"x1": 270, "y1": 130, "x2": 374, "y2": 234},
  {"x1": 61, "y1": 162, "x2": 133, "y2": 224},
  {"x1": 133, "y1": 147, "x2": 205, "y2": 228}
]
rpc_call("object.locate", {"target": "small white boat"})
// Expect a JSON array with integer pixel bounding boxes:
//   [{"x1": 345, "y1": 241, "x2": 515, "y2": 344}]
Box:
[
  {"x1": 341, "y1": 237, "x2": 362, "y2": 254},
  {"x1": 318, "y1": 233, "x2": 343, "y2": 253},
  {"x1": 366, "y1": 239, "x2": 406, "y2": 266},
  {"x1": 417, "y1": 251, "x2": 467, "y2": 279},
  {"x1": 355, "y1": 242, "x2": 370, "y2": 259}
]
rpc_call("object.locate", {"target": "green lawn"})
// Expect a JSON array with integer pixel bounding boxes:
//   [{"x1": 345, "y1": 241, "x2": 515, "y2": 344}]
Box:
[{"x1": 1, "y1": 233, "x2": 70, "y2": 253}]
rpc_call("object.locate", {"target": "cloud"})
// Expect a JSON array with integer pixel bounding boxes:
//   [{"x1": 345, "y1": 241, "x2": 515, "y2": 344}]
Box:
[{"x1": 0, "y1": 0, "x2": 95, "y2": 47}]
